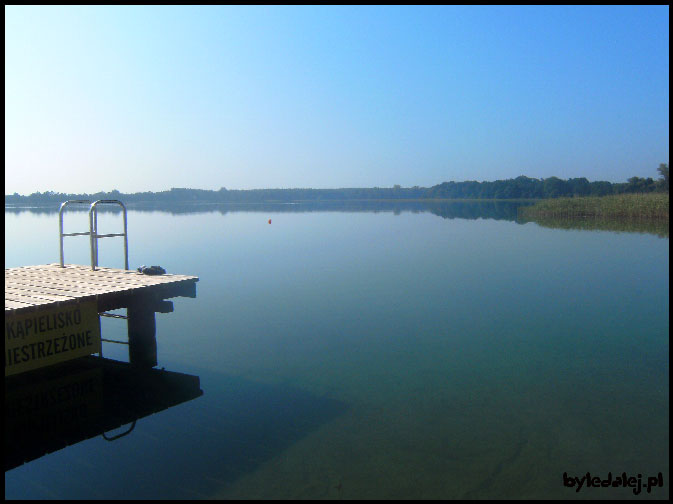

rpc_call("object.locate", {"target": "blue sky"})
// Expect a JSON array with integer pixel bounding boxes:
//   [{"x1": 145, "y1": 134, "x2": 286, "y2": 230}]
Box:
[{"x1": 4, "y1": 5, "x2": 669, "y2": 194}]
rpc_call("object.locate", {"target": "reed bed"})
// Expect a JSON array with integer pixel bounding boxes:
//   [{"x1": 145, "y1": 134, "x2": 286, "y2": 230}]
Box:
[{"x1": 519, "y1": 193, "x2": 669, "y2": 220}]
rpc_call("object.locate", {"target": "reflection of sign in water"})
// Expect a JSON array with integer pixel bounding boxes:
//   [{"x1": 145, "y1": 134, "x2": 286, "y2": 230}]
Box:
[
  {"x1": 5, "y1": 356, "x2": 203, "y2": 471},
  {"x1": 5, "y1": 301, "x2": 101, "y2": 376},
  {"x1": 5, "y1": 365, "x2": 104, "y2": 470}
]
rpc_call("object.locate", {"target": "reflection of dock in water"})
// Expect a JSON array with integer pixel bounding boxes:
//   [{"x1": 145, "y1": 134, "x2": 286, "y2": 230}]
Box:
[
  {"x1": 4, "y1": 201, "x2": 204, "y2": 474},
  {"x1": 5, "y1": 356, "x2": 203, "y2": 472}
]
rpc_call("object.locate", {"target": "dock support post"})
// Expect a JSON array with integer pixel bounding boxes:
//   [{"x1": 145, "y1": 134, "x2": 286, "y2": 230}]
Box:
[{"x1": 127, "y1": 304, "x2": 157, "y2": 368}]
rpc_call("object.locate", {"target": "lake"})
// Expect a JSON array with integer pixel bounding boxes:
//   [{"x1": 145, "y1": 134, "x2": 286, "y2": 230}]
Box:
[{"x1": 4, "y1": 201, "x2": 669, "y2": 499}]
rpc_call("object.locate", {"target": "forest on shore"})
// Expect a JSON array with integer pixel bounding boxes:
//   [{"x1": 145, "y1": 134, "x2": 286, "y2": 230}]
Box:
[{"x1": 5, "y1": 165, "x2": 668, "y2": 206}]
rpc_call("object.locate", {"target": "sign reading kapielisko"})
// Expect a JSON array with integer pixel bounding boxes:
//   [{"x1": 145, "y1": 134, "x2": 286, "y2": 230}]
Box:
[{"x1": 5, "y1": 301, "x2": 101, "y2": 376}]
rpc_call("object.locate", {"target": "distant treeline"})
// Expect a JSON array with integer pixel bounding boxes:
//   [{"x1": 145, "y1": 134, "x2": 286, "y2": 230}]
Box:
[
  {"x1": 427, "y1": 166, "x2": 668, "y2": 199},
  {"x1": 6, "y1": 186, "x2": 429, "y2": 206},
  {"x1": 5, "y1": 165, "x2": 668, "y2": 206}
]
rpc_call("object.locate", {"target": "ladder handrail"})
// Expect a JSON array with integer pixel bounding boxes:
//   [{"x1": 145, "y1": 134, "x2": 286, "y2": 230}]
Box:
[
  {"x1": 89, "y1": 200, "x2": 129, "y2": 271},
  {"x1": 59, "y1": 200, "x2": 93, "y2": 267}
]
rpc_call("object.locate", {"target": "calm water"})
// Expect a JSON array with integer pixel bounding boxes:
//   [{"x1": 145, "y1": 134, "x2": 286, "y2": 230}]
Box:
[{"x1": 4, "y1": 202, "x2": 669, "y2": 499}]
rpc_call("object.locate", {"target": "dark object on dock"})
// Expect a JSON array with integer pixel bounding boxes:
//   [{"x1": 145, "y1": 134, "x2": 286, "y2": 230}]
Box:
[
  {"x1": 4, "y1": 356, "x2": 203, "y2": 472},
  {"x1": 137, "y1": 265, "x2": 167, "y2": 275}
]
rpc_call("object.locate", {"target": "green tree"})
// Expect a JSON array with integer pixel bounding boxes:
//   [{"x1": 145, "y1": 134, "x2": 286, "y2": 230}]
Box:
[
  {"x1": 568, "y1": 177, "x2": 590, "y2": 196},
  {"x1": 589, "y1": 181, "x2": 614, "y2": 196},
  {"x1": 657, "y1": 163, "x2": 669, "y2": 192},
  {"x1": 542, "y1": 177, "x2": 569, "y2": 198}
]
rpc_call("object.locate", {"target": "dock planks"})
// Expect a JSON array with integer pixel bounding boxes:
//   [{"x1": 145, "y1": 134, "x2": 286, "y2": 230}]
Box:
[{"x1": 5, "y1": 264, "x2": 199, "y2": 314}]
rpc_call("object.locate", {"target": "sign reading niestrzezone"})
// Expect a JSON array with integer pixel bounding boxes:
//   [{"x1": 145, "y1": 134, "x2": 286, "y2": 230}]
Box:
[{"x1": 5, "y1": 301, "x2": 101, "y2": 376}]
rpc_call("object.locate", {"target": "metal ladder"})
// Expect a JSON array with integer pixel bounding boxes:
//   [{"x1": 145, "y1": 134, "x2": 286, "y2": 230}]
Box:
[
  {"x1": 60, "y1": 200, "x2": 132, "y2": 355},
  {"x1": 59, "y1": 199, "x2": 129, "y2": 270}
]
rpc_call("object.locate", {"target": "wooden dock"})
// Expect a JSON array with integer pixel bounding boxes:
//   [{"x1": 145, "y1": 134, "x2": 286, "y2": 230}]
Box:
[
  {"x1": 5, "y1": 264, "x2": 198, "y2": 314},
  {"x1": 5, "y1": 264, "x2": 199, "y2": 375}
]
